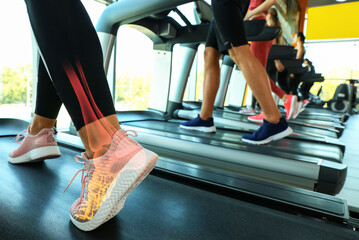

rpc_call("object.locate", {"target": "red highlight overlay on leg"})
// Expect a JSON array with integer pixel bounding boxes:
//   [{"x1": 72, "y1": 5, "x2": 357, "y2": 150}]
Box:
[{"x1": 62, "y1": 58, "x2": 117, "y2": 155}]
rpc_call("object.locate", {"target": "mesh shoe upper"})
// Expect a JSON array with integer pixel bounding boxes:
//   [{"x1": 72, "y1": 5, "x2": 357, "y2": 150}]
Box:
[
  {"x1": 9, "y1": 128, "x2": 58, "y2": 159},
  {"x1": 283, "y1": 95, "x2": 298, "y2": 120},
  {"x1": 67, "y1": 129, "x2": 143, "y2": 223},
  {"x1": 242, "y1": 117, "x2": 290, "y2": 142},
  {"x1": 180, "y1": 115, "x2": 214, "y2": 127}
]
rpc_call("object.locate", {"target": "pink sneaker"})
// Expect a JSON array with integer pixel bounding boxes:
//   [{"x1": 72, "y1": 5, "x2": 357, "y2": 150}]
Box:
[
  {"x1": 293, "y1": 101, "x2": 303, "y2": 119},
  {"x1": 9, "y1": 128, "x2": 61, "y2": 164},
  {"x1": 248, "y1": 112, "x2": 265, "y2": 123},
  {"x1": 302, "y1": 99, "x2": 309, "y2": 108},
  {"x1": 65, "y1": 129, "x2": 158, "y2": 231},
  {"x1": 239, "y1": 107, "x2": 255, "y2": 115},
  {"x1": 300, "y1": 100, "x2": 309, "y2": 113},
  {"x1": 284, "y1": 95, "x2": 298, "y2": 120}
]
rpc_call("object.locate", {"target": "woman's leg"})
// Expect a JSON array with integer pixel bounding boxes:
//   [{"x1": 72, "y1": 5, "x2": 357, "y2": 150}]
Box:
[
  {"x1": 29, "y1": 57, "x2": 62, "y2": 135},
  {"x1": 250, "y1": 95, "x2": 257, "y2": 110},
  {"x1": 300, "y1": 82, "x2": 314, "y2": 100},
  {"x1": 8, "y1": 56, "x2": 62, "y2": 164},
  {"x1": 269, "y1": 78, "x2": 286, "y2": 99},
  {"x1": 249, "y1": 40, "x2": 266, "y2": 110},
  {"x1": 23, "y1": 0, "x2": 158, "y2": 231},
  {"x1": 251, "y1": 40, "x2": 286, "y2": 100},
  {"x1": 277, "y1": 70, "x2": 290, "y2": 94},
  {"x1": 289, "y1": 74, "x2": 301, "y2": 96},
  {"x1": 267, "y1": 68, "x2": 286, "y2": 100},
  {"x1": 25, "y1": 0, "x2": 119, "y2": 159}
]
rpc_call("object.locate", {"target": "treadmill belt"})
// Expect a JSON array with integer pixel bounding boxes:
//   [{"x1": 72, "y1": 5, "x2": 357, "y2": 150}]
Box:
[
  {"x1": 214, "y1": 110, "x2": 339, "y2": 138},
  {"x1": 122, "y1": 120, "x2": 343, "y2": 163},
  {"x1": 0, "y1": 136, "x2": 357, "y2": 239}
]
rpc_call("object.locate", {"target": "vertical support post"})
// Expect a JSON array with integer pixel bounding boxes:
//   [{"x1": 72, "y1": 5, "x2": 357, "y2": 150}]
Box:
[
  {"x1": 214, "y1": 55, "x2": 235, "y2": 108},
  {"x1": 167, "y1": 43, "x2": 199, "y2": 115}
]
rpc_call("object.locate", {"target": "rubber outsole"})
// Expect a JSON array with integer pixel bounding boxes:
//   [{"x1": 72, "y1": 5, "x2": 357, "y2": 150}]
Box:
[
  {"x1": 70, "y1": 148, "x2": 158, "y2": 231},
  {"x1": 180, "y1": 125, "x2": 216, "y2": 133},
  {"x1": 248, "y1": 117, "x2": 264, "y2": 123},
  {"x1": 8, "y1": 146, "x2": 61, "y2": 164},
  {"x1": 242, "y1": 127, "x2": 293, "y2": 145}
]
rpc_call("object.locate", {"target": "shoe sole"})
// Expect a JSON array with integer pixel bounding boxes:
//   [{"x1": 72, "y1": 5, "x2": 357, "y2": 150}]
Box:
[
  {"x1": 180, "y1": 125, "x2": 216, "y2": 133},
  {"x1": 8, "y1": 146, "x2": 61, "y2": 164},
  {"x1": 242, "y1": 127, "x2": 293, "y2": 145},
  {"x1": 105, "y1": 152, "x2": 157, "y2": 221},
  {"x1": 239, "y1": 112, "x2": 256, "y2": 116},
  {"x1": 70, "y1": 148, "x2": 158, "y2": 231},
  {"x1": 300, "y1": 102, "x2": 309, "y2": 113},
  {"x1": 287, "y1": 96, "x2": 298, "y2": 120},
  {"x1": 248, "y1": 118, "x2": 263, "y2": 123},
  {"x1": 293, "y1": 102, "x2": 303, "y2": 119}
]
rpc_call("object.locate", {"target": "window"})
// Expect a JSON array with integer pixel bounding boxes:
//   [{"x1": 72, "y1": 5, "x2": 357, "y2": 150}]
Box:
[
  {"x1": 168, "y1": 2, "x2": 198, "y2": 26},
  {"x1": 305, "y1": 41, "x2": 359, "y2": 101},
  {"x1": 114, "y1": 26, "x2": 153, "y2": 111},
  {"x1": 0, "y1": 0, "x2": 106, "y2": 129},
  {"x1": 0, "y1": 1, "x2": 33, "y2": 119}
]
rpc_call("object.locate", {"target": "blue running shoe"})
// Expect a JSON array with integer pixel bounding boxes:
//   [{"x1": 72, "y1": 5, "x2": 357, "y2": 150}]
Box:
[
  {"x1": 180, "y1": 115, "x2": 216, "y2": 132},
  {"x1": 242, "y1": 117, "x2": 292, "y2": 144}
]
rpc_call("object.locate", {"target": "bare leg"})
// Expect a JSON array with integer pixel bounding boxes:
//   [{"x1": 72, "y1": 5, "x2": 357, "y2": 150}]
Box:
[
  {"x1": 200, "y1": 47, "x2": 221, "y2": 120},
  {"x1": 228, "y1": 45, "x2": 282, "y2": 123},
  {"x1": 29, "y1": 114, "x2": 56, "y2": 135}
]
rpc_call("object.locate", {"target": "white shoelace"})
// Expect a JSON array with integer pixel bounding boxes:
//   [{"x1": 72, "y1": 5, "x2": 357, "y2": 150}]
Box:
[
  {"x1": 64, "y1": 155, "x2": 89, "y2": 205},
  {"x1": 14, "y1": 130, "x2": 28, "y2": 143}
]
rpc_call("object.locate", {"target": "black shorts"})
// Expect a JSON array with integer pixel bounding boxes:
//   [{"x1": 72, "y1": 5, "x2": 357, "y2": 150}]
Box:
[
  {"x1": 205, "y1": 20, "x2": 228, "y2": 54},
  {"x1": 208, "y1": 0, "x2": 250, "y2": 52}
]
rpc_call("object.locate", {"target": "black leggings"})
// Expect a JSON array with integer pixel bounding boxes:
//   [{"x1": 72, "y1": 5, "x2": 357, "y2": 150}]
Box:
[
  {"x1": 277, "y1": 70, "x2": 290, "y2": 94},
  {"x1": 299, "y1": 81, "x2": 314, "y2": 100},
  {"x1": 288, "y1": 74, "x2": 301, "y2": 95},
  {"x1": 25, "y1": 0, "x2": 115, "y2": 130}
]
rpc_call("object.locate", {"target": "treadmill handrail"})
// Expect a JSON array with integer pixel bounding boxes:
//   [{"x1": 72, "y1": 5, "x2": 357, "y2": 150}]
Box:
[{"x1": 96, "y1": 0, "x2": 193, "y2": 34}]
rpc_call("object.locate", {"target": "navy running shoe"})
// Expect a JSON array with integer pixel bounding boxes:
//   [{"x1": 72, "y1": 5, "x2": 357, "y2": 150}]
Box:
[
  {"x1": 242, "y1": 117, "x2": 292, "y2": 144},
  {"x1": 180, "y1": 115, "x2": 216, "y2": 132}
]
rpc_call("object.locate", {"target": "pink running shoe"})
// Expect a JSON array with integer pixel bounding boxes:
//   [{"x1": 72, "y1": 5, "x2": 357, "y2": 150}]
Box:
[
  {"x1": 302, "y1": 99, "x2": 309, "y2": 108},
  {"x1": 9, "y1": 128, "x2": 61, "y2": 164},
  {"x1": 65, "y1": 129, "x2": 158, "y2": 231},
  {"x1": 300, "y1": 100, "x2": 309, "y2": 113},
  {"x1": 293, "y1": 101, "x2": 303, "y2": 119},
  {"x1": 248, "y1": 112, "x2": 265, "y2": 123},
  {"x1": 239, "y1": 107, "x2": 255, "y2": 115},
  {"x1": 283, "y1": 95, "x2": 298, "y2": 120}
]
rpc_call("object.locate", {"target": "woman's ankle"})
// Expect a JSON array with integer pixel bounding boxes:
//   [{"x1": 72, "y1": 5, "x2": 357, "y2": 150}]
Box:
[
  {"x1": 29, "y1": 123, "x2": 51, "y2": 135},
  {"x1": 29, "y1": 114, "x2": 56, "y2": 135},
  {"x1": 87, "y1": 144, "x2": 110, "y2": 159}
]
